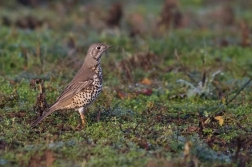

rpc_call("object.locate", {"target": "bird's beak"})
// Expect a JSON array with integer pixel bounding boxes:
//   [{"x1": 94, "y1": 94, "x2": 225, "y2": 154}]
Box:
[{"x1": 106, "y1": 45, "x2": 112, "y2": 49}]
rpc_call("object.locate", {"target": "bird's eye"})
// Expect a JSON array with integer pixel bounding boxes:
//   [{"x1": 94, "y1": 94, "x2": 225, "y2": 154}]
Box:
[{"x1": 96, "y1": 46, "x2": 101, "y2": 50}]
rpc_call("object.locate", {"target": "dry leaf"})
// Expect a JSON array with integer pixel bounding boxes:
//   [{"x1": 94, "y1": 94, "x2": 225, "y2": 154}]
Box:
[
  {"x1": 186, "y1": 126, "x2": 198, "y2": 132},
  {"x1": 117, "y1": 90, "x2": 126, "y2": 99},
  {"x1": 214, "y1": 116, "x2": 224, "y2": 126},
  {"x1": 184, "y1": 141, "x2": 192, "y2": 159},
  {"x1": 140, "y1": 89, "x2": 153, "y2": 96},
  {"x1": 140, "y1": 78, "x2": 152, "y2": 85},
  {"x1": 45, "y1": 150, "x2": 55, "y2": 167}
]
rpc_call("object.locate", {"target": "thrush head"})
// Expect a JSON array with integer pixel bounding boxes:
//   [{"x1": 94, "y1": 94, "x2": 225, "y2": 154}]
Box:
[{"x1": 84, "y1": 43, "x2": 111, "y2": 68}]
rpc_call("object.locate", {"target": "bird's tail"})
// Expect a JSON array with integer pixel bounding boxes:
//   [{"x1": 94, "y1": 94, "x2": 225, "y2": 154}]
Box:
[{"x1": 30, "y1": 105, "x2": 57, "y2": 127}]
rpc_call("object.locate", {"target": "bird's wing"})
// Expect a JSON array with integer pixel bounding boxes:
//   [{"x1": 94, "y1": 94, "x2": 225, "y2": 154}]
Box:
[
  {"x1": 55, "y1": 64, "x2": 96, "y2": 105},
  {"x1": 31, "y1": 80, "x2": 92, "y2": 127},
  {"x1": 56, "y1": 79, "x2": 93, "y2": 105}
]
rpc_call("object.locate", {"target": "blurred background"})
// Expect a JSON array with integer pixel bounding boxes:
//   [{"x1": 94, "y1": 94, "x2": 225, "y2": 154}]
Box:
[
  {"x1": 0, "y1": 0, "x2": 251, "y2": 76},
  {"x1": 0, "y1": 0, "x2": 251, "y2": 65}
]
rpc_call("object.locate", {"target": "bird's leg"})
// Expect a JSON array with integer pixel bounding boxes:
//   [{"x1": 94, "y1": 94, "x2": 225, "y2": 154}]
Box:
[{"x1": 78, "y1": 107, "x2": 85, "y2": 126}]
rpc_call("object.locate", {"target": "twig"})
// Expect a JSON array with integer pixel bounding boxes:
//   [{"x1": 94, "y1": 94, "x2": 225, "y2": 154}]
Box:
[{"x1": 225, "y1": 78, "x2": 252, "y2": 105}]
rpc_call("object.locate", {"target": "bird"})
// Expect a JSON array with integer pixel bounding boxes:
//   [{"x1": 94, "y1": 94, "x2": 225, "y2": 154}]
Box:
[{"x1": 31, "y1": 43, "x2": 111, "y2": 127}]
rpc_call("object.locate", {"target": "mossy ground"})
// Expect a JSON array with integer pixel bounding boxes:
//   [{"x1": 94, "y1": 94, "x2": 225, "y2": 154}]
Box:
[{"x1": 0, "y1": 0, "x2": 252, "y2": 166}]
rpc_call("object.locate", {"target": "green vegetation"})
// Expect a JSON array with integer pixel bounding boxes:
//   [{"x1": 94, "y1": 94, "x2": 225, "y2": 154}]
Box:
[{"x1": 0, "y1": 0, "x2": 251, "y2": 166}]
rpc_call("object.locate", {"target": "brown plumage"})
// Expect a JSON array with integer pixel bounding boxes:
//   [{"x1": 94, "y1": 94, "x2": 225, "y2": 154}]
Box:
[{"x1": 31, "y1": 43, "x2": 111, "y2": 127}]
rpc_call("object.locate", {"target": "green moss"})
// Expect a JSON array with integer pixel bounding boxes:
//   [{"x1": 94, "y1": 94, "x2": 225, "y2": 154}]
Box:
[{"x1": 0, "y1": 0, "x2": 251, "y2": 166}]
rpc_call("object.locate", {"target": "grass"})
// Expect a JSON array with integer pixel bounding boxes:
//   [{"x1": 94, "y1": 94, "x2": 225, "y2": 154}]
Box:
[{"x1": 0, "y1": 0, "x2": 252, "y2": 166}]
